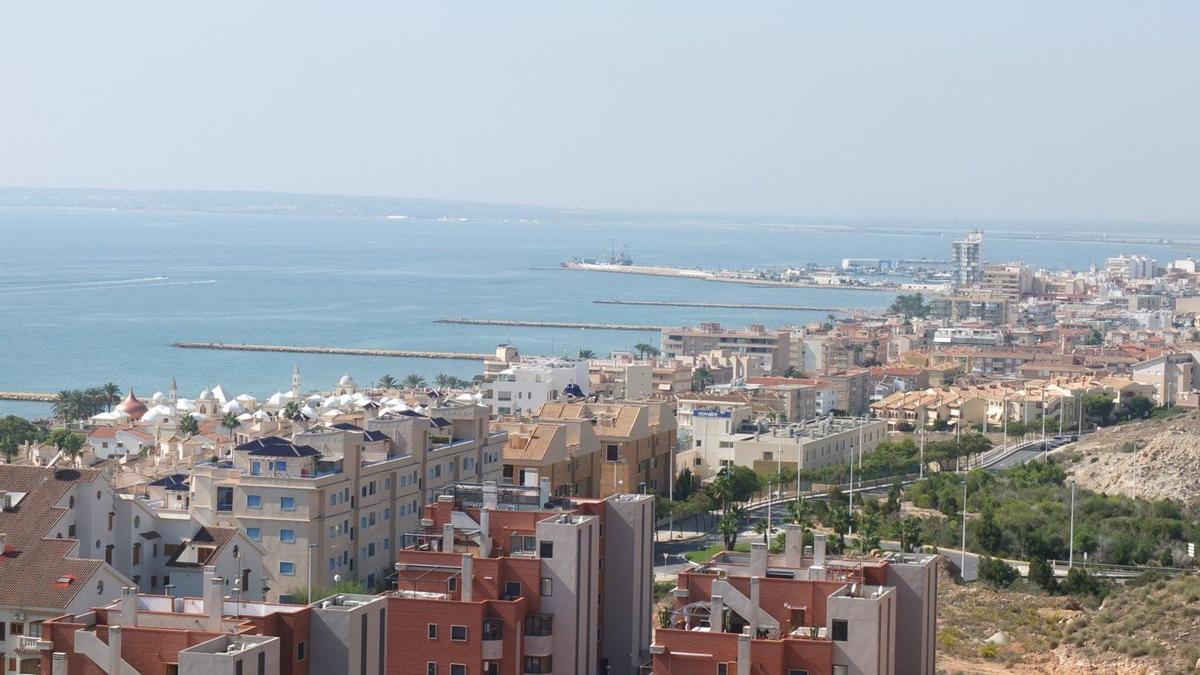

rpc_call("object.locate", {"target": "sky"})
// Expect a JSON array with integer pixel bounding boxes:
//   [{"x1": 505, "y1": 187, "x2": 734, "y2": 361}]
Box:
[{"x1": 1, "y1": 2, "x2": 1197, "y2": 224}]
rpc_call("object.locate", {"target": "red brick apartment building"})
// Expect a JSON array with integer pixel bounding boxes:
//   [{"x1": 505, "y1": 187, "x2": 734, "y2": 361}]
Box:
[
  {"x1": 388, "y1": 481, "x2": 654, "y2": 675},
  {"x1": 652, "y1": 529, "x2": 937, "y2": 675}
]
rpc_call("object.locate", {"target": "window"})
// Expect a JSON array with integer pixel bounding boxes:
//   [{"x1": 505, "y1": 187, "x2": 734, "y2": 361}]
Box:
[
  {"x1": 788, "y1": 670, "x2": 810, "y2": 675},
  {"x1": 717, "y1": 665, "x2": 728, "y2": 675},
  {"x1": 279, "y1": 561, "x2": 296, "y2": 576},
  {"x1": 831, "y1": 619, "x2": 848, "y2": 641},
  {"x1": 247, "y1": 494, "x2": 262, "y2": 509},
  {"x1": 280, "y1": 529, "x2": 295, "y2": 543},
  {"x1": 251, "y1": 461, "x2": 262, "y2": 476},
  {"x1": 540, "y1": 577, "x2": 553, "y2": 596},
  {"x1": 448, "y1": 577, "x2": 457, "y2": 592},
  {"x1": 522, "y1": 656, "x2": 552, "y2": 674},
  {"x1": 503, "y1": 581, "x2": 522, "y2": 599},
  {"x1": 426, "y1": 664, "x2": 436, "y2": 675},
  {"x1": 257, "y1": 651, "x2": 266, "y2": 675},
  {"x1": 539, "y1": 541, "x2": 553, "y2": 558},
  {"x1": 832, "y1": 667, "x2": 848, "y2": 675},
  {"x1": 296, "y1": 641, "x2": 306, "y2": 661},
  {"x1": 235, "y1": 660, "x2": 242, "y2": 675},
  {"x1": 280, "y1": 496, "x2": 296, "y2": 511},
  {"x1": 217, "y1": 487, "x2": 233, "y2": 512},
  {"x1": 427, "y1": 624, "x2": 438, "y2": 639},
  {"x1": 450, "y1": 625, "x2": 467, "y2": 641},
  {"x1": 523, "y1": 614, "x2": 552, "y2": 636},
  {"x1": 605, "y1": 444, "x2": 619, "y2": 461},
  {"x1": 450, "y1": 666, "x2": 466, "y2": 675}
]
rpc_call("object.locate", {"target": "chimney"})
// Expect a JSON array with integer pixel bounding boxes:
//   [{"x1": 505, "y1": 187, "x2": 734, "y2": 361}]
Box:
[
  {"x1": 203, "y1": 566, "x2": 224, "y2": 632},
  {"x1": 107, "y1": 626, "x2": 122, "y2": 674},
  {"x1": 538, "y1": 477, "x2": 552, "y2": 505},
  {"x1": 460, "y1": 554, "x2": 473, "y2": 602},
  {"x1": 784, "y1": 524, "x2": 802, "y2": 568},
  {"x1": 736, "y1": 632, "x2": 751, "y2": 675},
  {"x1": 709, "y1": 594, "x2": 724, "y2": 631},
  {"x1": 478, "y1": 509, "x2": 493, "y2": 557},
  {"x1": 51, "y1": 653, "x2": 67, "y2": 675},
  {"x1": 749, "y1": 577, "x2": 762, "y2": 631},
  {"x1": 120, "y1": 586, "x2": 138, "y2": 627},
  {"x1": 441, "y1": 523, "x2": 455, "y2": 552},
  {"x1": 812, "y1": 533, "x2": 827, "y2": 578},
  {"x1": 749, "y1": 542, "x2": 767, "y2": 578},
  {"x1": 482, "y1": 481, "x2": 498, "y2": 510},
  {"x1": 0, "y1": 532, "x2": 7, "y2": 553}
]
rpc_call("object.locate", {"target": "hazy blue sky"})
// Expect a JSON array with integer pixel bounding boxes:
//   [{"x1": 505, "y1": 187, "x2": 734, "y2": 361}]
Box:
[{"x1": 1, "y1": 2, "x2": 1197, "y2": 223}]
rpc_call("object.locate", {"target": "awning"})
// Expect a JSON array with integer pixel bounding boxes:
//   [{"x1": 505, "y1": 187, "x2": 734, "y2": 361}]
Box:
[{"x1": 139, "y1": 531, "x2": 161, "y2": 540}]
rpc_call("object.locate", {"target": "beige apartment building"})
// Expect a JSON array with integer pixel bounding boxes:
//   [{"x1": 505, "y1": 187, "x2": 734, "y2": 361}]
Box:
[
  {"x1": 536, "y1": 400, "x2": 677, "y2": 497},
  {"x1": 662, "y1": 322, "x2": 791, "y2": 374},
  {"x1": 493, "y1": 418, "x2": 604, "y2": 497},
  {"x1": 190, "y1": 403, "x2": 506, "y2": 601},
  {"x1": 981, "y1": 263, "x2": 1034, "y2": 302}
]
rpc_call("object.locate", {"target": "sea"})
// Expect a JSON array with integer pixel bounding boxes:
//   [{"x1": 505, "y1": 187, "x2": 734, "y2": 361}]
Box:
[{"x1": 1, "y1": 198, "x2": 1197, "y2": 420}]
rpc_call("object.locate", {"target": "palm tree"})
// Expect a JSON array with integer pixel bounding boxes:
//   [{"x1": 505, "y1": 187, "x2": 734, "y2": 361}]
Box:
[
  {"x1": 52, "y1": 390, "x2": 76, "y2": 424},
  {"x1": 83, "y1": 388, "x2": 106, "y2": 416},
  {"x1": 377, "y1": 374, "x2": 398, "y2": 390},
  {"x1": 787, "y1": 497, "x2": 814, "y2": 526},
  {"x1": 717, "y1": 513, "x2": 740, "y2": 550},
  {"x1": 434, "y1": 374, "x2": 453, "y2": 390},
  {"x1": 827, "y1": 504, "x2": 853, "y2": 552},
  {"x1": 221, "y1": 411, "x2": 241, "y2": 445},
  {"x1": 753, "y1": 519, "x2": 771, "y2": 545},
  {"x1": 855, "y1": 513, "x2": 882, "y2": 553},
  {"x1": 691, "y1": 366, "x2": 714, "y2": 392},
  {"x1": 178, "y1": 412, "x2": 199, "y2": 438},
  {"x1": 282, "y1": 400, "x2": 302, "y2": 420},
  {"x1": 101, "y1": 382, "x2": 122, "y2": 411},
  {"x1": 633, "y1": 343, "x2": 660, "y2": 359},
  {"x1": 708, "y1": 468, "x2": 735, "y2": 516},
  {"x1": 577, "y1": 349, "x2": 596, "y2": 359},
  {"x1": 402, "y1": 374, "x2": 427, "y2": 389}
]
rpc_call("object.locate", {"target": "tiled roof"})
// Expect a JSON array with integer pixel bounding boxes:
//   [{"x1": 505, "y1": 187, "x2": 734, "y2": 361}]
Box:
[
  {"x1": 0, "y1": 465, "x2": 106, "y2": 610},
  {"x1": 148, "y1": 473, "x2": 191, "y2": 492}
]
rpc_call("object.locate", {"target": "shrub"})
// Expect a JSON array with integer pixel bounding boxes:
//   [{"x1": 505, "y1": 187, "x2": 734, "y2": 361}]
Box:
[{"x1": 978, "y1": 556, "x2": 1019, "y2": 588}]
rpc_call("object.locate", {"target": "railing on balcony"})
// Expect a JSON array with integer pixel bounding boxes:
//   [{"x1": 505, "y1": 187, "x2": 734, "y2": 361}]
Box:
[{"x1": 482, "y1": 618, "x2": 503, "y2": 641}]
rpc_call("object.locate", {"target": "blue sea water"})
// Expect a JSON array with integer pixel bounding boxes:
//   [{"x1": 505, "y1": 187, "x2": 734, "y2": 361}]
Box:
[{"x1": 0, "y1": 205, "x2": 1194, "y2": 419}]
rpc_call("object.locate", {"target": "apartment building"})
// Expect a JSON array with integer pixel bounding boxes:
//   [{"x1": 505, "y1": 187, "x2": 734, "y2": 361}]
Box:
[
  {"x1": 481, "y1": 346, "x2": 590, "y2": 416},
  {"x1": 1130, "y1": 353, "x2": 1200, "y2": 406},
  {"x1": 189, "y1": 404, "x2": 506, "y2": 601},
  {"x1": 951, "y1": 230, "x2": 984, "y2": 288},
  {"x1": 390, "y1": 482, "x2": 654, "y2": 675},
  {"x1": 493, "y1": 419, "x2": 603, "y2": 497},
  {"x1": 535, "y1": 401, "x2": 676, "y2": 497},
  {"x1": 680, "y1": 409, "x2": 887, "y2": 479},
  {"x1": 1105, "y1": 255, "x2": 1156, "y2": 282},
  {"x1": 928, "y1": 294, "x2": 1009, "y2": 325},
  {"x1": 662, "y1": 323, "x2": 791, "y2": 374},
  {"x1": 981, "y1": 263, "x2": 1033, "y2": 303},
  {"x1": 652, "y1": 532, "x2": 938, "y2": 675}
]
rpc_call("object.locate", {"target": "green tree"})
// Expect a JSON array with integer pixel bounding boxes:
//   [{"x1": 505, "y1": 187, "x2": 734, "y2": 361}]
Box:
[
  {"x1": 47, "y1": 428, "x2": 85, "y2": 461},
  {"x1": 377, "y1": 374, "x2": 398, "y2": 389},
  {"x1": 674, "y1": 468, "x2": 696, "y2": 502},
  {"x1": 1083, "y1": 393, "x2": 1116, "y2": 426},
  {"x1": 282, "y1": 400, "x2": 303, "y2": 420},
  {"x1": 888, "y1": 293, "x2": 930, "y2": 319},
  {"x1": 1061, "y1": 567, "x2": 1106, "y2": 598},
  {"x1": 691, "y1": 366, "x2": 714, "y2": 391},
  {"x1": 826, "y1": 504, "x2": 853, "y2": 552},
  {"x1": 178, "y1": 412, "x2": 199, "y2": 437},
  {"x1": 973, "y1": 509, "x2": 1004, "y2": 555},
  {"x1": 978, "y1": 556, "x2": 1019, "y2": 588},
  {"x1": 787, "y1": 496, "x2": 814, "y2": 526},
  {"x1": 1124, "y1": 394, "x2": 1155, "y2": 420},
  {"x1": 0, "y1": 416, "x2": 45, "y2": 463},
  {"x1": 402, "y1": 373, "x2": 427, "y2": 389},
  {"x1": 1082, "y1": 328, "x2": 1103, "y2": 346},
  {"x1": 899, "y1": 516, "x2": 923, "y2": 553},
  {"x1": 1028, "y1": 557, "x2": 1058, "y2": 594},
  {"x1": 577, "y1": 349, "x2": 596, "y2": 359},
  {"x1": 52, "y1": 390, "x2": 78, "y2": 424},
  {"x1": 781, "y1": 367, "x2": 806, "y2": 379}
]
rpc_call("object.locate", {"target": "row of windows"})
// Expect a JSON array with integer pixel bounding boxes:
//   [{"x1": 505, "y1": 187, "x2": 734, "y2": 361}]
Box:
[
  {"x1": 243, "y1": 494, "x2": 296, "y2": 510},
  {"x1": 246, "y1": 527, "x2": 294, "y2": 543}
]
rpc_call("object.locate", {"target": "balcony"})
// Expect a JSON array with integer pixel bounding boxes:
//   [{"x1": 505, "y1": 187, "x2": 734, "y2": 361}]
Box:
[
  {"x1": 523, "y1": 613, "x2": 553, "y2": 656},
  {"x1": 481, "y1": 618, "x2": 503, "y2": 660}
]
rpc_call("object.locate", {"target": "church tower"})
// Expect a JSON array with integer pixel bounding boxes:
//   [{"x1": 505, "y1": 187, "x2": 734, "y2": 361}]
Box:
[
  {"x1": 291, "y1": 364, "x2": 301, "y2": 397},
  {"x1": 169, "y1": 376, "x2": 178, "y2": 404}
]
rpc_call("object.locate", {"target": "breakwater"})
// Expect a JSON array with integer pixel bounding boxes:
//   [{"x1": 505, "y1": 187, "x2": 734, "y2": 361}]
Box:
[
  {"x1": 553, "y1": 262, "x2": 910, "y2": 292},
  {"x1": 0, "y1": 391, "x2": 56, "y2": 402},
  {"x1": 436, "y1": 318, "x2": 662, "y2": 331},
  {"x1": 172, "y1": 342, "x2": 491, "y2": 361},
  {"x1": 593, "y1": 300, "x2": 871, "y2": 314}
]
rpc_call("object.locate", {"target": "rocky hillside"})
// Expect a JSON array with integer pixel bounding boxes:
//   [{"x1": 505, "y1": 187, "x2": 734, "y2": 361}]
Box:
[
  {"x1": 938, "y1": 566, "x2": 1200, "y2": 674},
  {"x1": 1054, "y1": 411, "x2": 1200, "y2": 504}
]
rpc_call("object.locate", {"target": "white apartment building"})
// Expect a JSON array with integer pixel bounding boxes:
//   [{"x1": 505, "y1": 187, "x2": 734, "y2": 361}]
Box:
[
  {"x1": 1105, "y1": 254, "x2": 1157, "y2": 282},
  {"x1": 481, "y1": 348, "x2": 591, "y2": 416}
]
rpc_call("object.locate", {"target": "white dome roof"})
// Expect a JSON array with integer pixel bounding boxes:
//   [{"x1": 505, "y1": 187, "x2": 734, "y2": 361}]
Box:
[
  {"x1": 235, "y1": 393, "x2": 257, "y2": 403},
  {"x1": 236, "y1": 413, "x2": 254, "y2": 422},
  {"x1": 151, "y1": 392, "x2": 165, "y2": 403},
  {"x1": 300, "y1": 405, "x2": 317, "y2": 418},
  {"x1": 338, "y1": 374, "x2": 356, "y2": 386},
  {"x1": 267, "y1": 392, "x2": 286, "y2": 406},
  {"x1": 221, "y1": 400, "x2": 244, "y2": 414},
  {"x1": 198, "y1": 388, "x2": 213, "y2": 400},
  {"x1": 253, "y1": 409, "x2": 271, "y2": 419},
  {"x1": 175, "y1": 399, "x2": 196, "y2": 411},
  {"x1": 141, "y1": 408, "x2": 164, "y2": 423}
]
